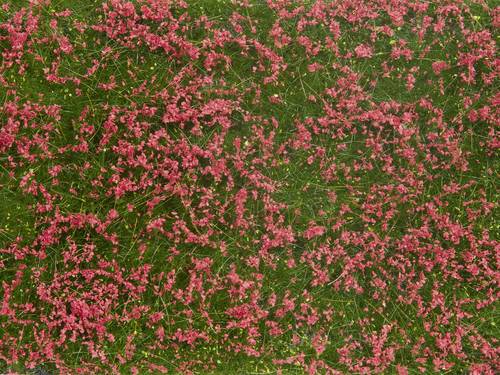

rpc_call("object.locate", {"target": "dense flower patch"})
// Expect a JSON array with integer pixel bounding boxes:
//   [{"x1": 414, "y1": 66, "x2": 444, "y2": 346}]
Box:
[{"x1": 0, "y1": 0, "x2": 498, "y2": 373}]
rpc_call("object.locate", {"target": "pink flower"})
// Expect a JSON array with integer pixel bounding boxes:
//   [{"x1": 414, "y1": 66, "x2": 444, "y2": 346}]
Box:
[
  {"x1": 432, "y1": 61, "x2": 449, "y2": 75},
  {"x1": 355, "y1": 44, "x2": 373, "y2": 58},
  {"x1": 303, "y1": 223, "x2": 326, "y2": 239},
  {"x1": 406, "y1": 73, "x2": 416, "y2": 91}
]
